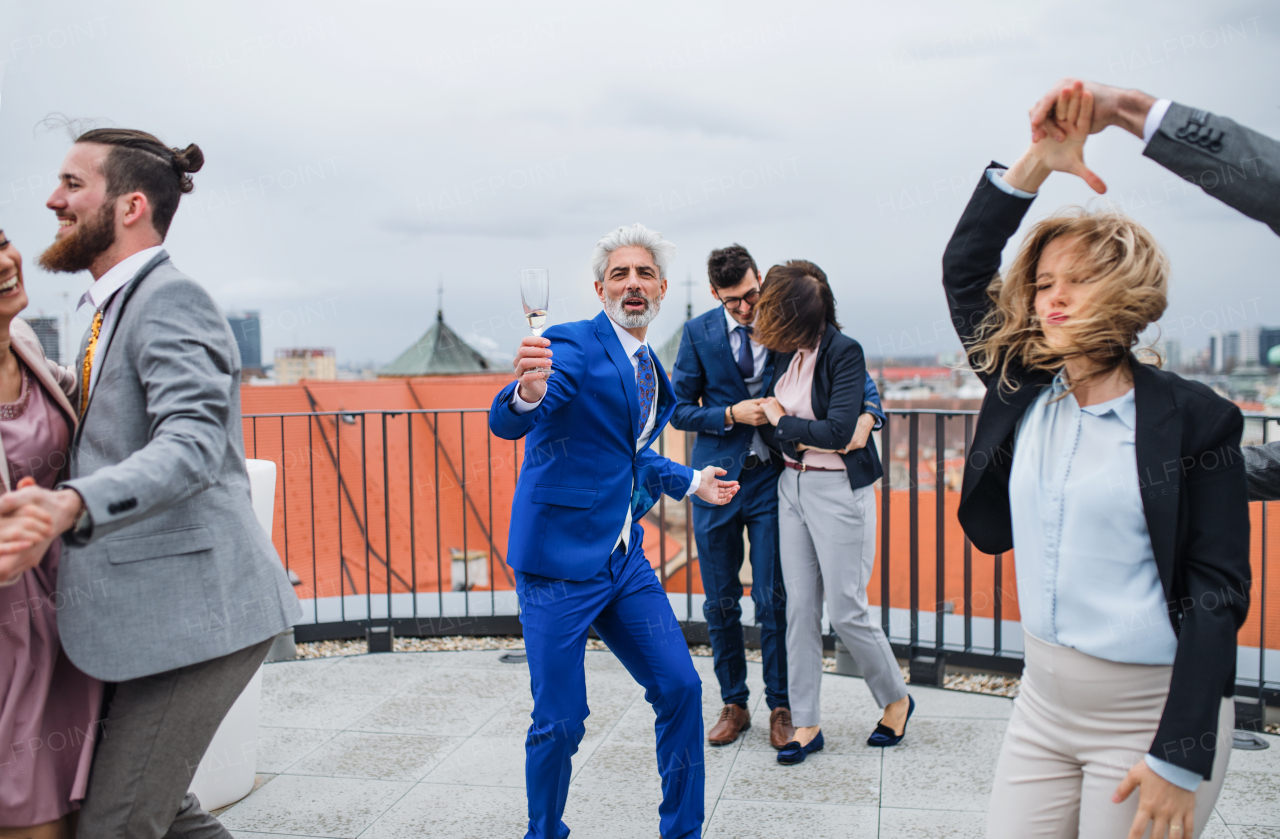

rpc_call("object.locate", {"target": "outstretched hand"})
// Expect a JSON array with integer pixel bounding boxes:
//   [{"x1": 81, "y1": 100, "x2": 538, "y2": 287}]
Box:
[
  {"x1": 1004, "y1": 81, "x2": 1107, "y2": 195},
  {"x1": 695, "y1": 466, "x2": 739, "y2": 507}
]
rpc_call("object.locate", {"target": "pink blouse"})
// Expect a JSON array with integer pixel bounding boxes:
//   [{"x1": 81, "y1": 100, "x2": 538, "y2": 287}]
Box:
[{"x1": 773, "y1": 345, "x2": 846, "y2": 471}]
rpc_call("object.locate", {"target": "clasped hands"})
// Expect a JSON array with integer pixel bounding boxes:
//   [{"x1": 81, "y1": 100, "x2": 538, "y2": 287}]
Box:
[
  {"x1": 0, "y1": 478, "x2": 84, "y2": 586},
  {"x1": 730, "y1": 397, "x2": 874, "y2": 453}
]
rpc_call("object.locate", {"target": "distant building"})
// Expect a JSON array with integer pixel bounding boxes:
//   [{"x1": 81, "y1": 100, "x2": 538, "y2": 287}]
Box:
[
  {"x1": 1152, "y1": 337, "x2": 1182, "y2": 370},
  {"x1": 275, "y1": 348, "x2": 337, "y2": 384},
  {"x1": 378, "y1": 311, "x2": 490, "y2": 377},
  {"x1": 24, "y1": 317, "x2": 60, "y2": 364},
  {"x1": 1210, "y1": 331, "x2": 1241, "y2": 372},
  {"x1": 1240, "y1": 326, "x2": 1261, "y2": 366},
  {"x1": 227, "y1": 310, "x2": 263, "y2": 376},
  {"x1": 1259, "y1": 327, "x2": 1280, "y2": 368}
]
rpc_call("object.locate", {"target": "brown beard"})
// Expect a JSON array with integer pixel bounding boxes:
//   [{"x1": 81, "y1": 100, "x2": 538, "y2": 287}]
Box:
[{"x1": 38, "y1": 203, "x2": 116, "y2": 274}]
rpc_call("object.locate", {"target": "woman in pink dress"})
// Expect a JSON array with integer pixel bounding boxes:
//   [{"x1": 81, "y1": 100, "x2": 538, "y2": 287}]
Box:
[{"x1": 0, "y1": 230, "x2": 101, "y2": 839}]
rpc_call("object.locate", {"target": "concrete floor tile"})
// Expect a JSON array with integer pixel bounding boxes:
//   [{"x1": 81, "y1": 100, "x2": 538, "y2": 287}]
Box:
[
  {"x1": 878, "y1": 717, "x2": 1007, "y2": 760},
  {"x1": 421, "y1": 734, "x2": 529, "y2": 788},
  {"x1": 572, "y1": 741, "x2": 735, "y2": 795},
  {"x1": 409, "y1": 665, "x2": 531, "y2": 699},
  {"x1": 880, "y1": 753, "x2": 993, "y2": 812},
  {"x1": 359, "y1": 783, "x2": 528, "y2": 839},
  {"x1": 287, "y1": 731, "x2": 462, "y2": 781},
  {"x1": 259, "y1": 689, "x2": 389, "y2": 730},
  {"x1": 878, "y1": 806, "x2": 987, "y2": 837},
  {"x1": 219, "y1": 774, "x2": 411, "y2": 838},
  {"x1": 256, "y1": 727, "x2": 335, "y2": 773},
  {"x1": 907, "y1": 684, "x2": 1015, "y2": 720},
  {"x1": 1197, "y1": 809, "x2": 1235, "y2": 839},
  {"x1": 720, "y1": 748, "x2": 882, "y2": 806},
  {"x1": 1215, "y1": 770, "x2": 1280, "y2": 827},
  {"x1": 559, "y1": 788, "x2": 663, "y2": 839},
  {"x1": 705, "y1": 800, "x2": 879, "y2": 838},
  {"x1": 1227, "y1": 827, "x2": 1280, "y2": 838},
  {"x1": 350, "y1": 692, "x2": 506, "y2": 736}
]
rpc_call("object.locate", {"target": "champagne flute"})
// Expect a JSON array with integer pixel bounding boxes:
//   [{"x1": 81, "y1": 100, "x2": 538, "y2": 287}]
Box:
[{"x1": 520, "y1": 269, "x2": 550, "y2": 337}]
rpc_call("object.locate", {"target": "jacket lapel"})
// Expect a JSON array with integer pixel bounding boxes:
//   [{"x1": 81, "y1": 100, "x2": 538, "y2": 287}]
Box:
[
  {"x1": 706, "y1": 313, "x2": 751, "y2": 400},
  {"x1": 808, "y1": 325, "x2": 839, "y2": 419},
  {"x1": 11, "y1": 327, "x2": 77, "y2": 427},
  {"x1": 594, "y1": 310, "x2": 639, "y2": 438},
  {"x1": 644, "y1": 351, "x2": 676, "y2": 455},
  {"x1": 1132, "y1": 363, "x2": 1181, "y2": 597},
  {"x1": 73, "y1": 250, "x2": 169, "y2": 446}
]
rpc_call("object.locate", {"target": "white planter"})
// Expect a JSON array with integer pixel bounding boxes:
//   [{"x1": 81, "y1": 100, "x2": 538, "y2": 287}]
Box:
[{"x1": 188, "y1": 459, "x2": 277, "y2": 810}]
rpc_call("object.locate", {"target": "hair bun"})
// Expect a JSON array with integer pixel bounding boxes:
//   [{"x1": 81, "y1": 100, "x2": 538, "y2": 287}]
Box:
[{"x1": 172, "y1": 143, "x2": 204, "y2": 174}]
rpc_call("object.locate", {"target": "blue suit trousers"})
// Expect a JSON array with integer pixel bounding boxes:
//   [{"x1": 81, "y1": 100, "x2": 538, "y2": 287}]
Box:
[
  {"x1": 693, "y1": 462, "x2": 788, "y2": 711},
  {"x1": 516, "y1": 526, "x2": 704, "y2": 839}
]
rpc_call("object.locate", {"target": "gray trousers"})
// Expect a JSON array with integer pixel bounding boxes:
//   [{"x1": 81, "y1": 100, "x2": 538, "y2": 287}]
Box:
[
  {"x1": 778, "y1": 469, "x2": 907, "y2": 727},
  {"x1": 77, "y1": 637, "x2": 273, "y2": 839}
]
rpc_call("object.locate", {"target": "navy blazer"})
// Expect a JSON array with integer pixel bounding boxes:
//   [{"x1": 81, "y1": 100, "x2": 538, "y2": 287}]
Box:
[
  {"x1": 489, "y1": 310, "x2": 695, "y2": 581},
  {"x1": 671, "y1": 308, "x2": 886, "y2": 489},
  {"x1": 944, "y1": 166, "x2": 1250, "y2": 780},
  {"x1": 758, "y1": 324, "x2": 885, "y2": 493}
]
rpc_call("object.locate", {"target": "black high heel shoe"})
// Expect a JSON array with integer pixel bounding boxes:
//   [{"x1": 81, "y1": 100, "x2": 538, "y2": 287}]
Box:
[{"x1": 867, "y1": 695, "x2": 914, "y2": 747}]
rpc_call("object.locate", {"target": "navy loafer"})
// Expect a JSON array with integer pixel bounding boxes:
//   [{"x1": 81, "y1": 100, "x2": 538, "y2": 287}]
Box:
[
  {"x1": 867, "y1": 695, "x2": 914, "y2": 747},
  {"x1": 777, "y1": 730, "x2": 824, "y2": 765}
]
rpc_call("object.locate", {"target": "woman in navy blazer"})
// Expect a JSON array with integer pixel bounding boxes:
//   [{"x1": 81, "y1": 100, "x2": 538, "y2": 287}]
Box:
[{"x1": 754, "y1": 261, "x2": 911, "y2": 765}]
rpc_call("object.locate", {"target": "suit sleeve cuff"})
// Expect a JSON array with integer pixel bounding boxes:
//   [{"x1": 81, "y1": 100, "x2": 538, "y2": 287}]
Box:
[
  {"x1": 986, "y1": 167, "x2": 1037, "y2": 199},
  {"x1": 685, "y1": 466, "x2": 701, "y2": 498},
  {"x1": 510, "y1": 387, "x2": 542, "y2": 414},
  {"x1": 1142, "y1": 99, "x2": 1174, "y2": 146},
  {"x1": 1144, "y1": 754, "x2": 1202, "y2": 792}
]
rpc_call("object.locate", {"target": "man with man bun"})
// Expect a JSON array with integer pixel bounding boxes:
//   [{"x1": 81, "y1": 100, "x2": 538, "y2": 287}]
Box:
[{"x1": 0, "y1": 128, "x2": 300, "y2": 839}]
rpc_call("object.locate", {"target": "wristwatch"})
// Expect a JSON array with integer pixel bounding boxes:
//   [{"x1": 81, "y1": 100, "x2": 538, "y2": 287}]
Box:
[{"x1": 71, "y1": 506, "x2": 93, "y2": 543}]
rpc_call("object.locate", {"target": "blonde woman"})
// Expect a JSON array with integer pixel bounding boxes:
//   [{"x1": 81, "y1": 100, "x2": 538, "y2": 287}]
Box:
[{"x1": 944, "y1": 85, "x2": 1249, "y2": 838}]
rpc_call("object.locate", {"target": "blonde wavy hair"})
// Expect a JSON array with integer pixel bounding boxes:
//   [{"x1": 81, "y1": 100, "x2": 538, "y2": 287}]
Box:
[{"x1": 969, "y1": 207, "x2": 1169, "y2": 394}]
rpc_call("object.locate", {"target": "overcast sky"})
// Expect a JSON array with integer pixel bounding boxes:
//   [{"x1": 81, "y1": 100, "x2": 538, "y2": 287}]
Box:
[{"x1": 1, "y1": 0, "x2": 1276, "y2": 368}]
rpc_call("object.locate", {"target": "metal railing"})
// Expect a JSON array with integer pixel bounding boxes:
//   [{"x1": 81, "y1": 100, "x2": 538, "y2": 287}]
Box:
[{"x1": 242, "y1": 407, "x2": 1277, "y2": 701}]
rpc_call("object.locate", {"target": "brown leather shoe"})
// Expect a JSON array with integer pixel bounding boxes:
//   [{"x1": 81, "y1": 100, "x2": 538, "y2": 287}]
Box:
[
  {"x1": 769, "y1": 707, "x2": 795, "y2": 750},
  {"x1": 707, "y1": 704, "x2": 751, "y2": 746}
]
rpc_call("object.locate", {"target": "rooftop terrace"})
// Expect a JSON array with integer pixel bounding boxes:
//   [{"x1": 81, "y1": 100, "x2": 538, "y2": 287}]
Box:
[{"x1": 217, "y1": 650, "x2": 1279, "y2": 839}]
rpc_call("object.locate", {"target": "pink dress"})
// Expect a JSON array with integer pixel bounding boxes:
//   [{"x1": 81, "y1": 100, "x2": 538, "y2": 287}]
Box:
[
  {"x1": 0, "y1": 361, "x2": 102, "y2": 828},
  {"x1": 773, "y1": 345, "x2": 847, "y2": 471}
]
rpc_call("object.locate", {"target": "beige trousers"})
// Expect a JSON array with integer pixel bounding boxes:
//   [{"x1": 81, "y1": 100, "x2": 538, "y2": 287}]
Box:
[{"x1": 987, "y1": 631, "x2": 1233, "y2": 839}]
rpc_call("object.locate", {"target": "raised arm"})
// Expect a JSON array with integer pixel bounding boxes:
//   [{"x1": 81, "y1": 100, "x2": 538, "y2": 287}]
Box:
[{"x1": 488, "y1": 327, "x2": 586, "y2": 441}]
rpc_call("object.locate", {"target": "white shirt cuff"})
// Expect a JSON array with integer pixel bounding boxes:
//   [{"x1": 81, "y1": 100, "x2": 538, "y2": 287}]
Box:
[
  {"x1": 986, "y1": 167, "x2": 1037, "y2": 199},
  {"x1": 509, "y1": 386, "x2": 542, "y2": 414},
  {"x1": 1144, "y1": 754, "x2": 1202, "y2": 792},
  {"x1": 685, "y1": 467, "x2": 701, "y2": 498},
  {"x1": 1142, "y1": 99, "x2": 1173, "y2": 146}
]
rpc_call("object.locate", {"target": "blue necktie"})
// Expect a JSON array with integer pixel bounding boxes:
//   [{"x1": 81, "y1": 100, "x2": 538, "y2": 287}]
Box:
[
  {"x1": 635, "y1": 345, "x2": 655, "y2": 437},
  {"x1": 735, "y1": 325, "x2": 755, "y2": 379}
]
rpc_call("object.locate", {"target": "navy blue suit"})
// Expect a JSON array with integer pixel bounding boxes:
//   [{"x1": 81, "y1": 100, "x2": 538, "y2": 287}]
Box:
[
  {"x1": 670, "y1": 307, "x2": 886, "y2": 712},
  {"x1": 490, "y1": 310, "x2": 704, "y2": 839}
]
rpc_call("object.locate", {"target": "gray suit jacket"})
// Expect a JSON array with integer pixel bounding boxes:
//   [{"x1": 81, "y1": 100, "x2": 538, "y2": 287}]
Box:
[
  {"x1": 56, "y1": 251, "x2": 301, "y2": 682},
  {"x1": 1146, "y1": 102, "x2": 1280, "y2": 500}
]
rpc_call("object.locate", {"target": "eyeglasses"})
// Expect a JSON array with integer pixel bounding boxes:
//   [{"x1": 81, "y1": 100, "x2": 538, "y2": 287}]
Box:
[{"x1": 717, "y1": 288, "x2": 760, "y2": 309}]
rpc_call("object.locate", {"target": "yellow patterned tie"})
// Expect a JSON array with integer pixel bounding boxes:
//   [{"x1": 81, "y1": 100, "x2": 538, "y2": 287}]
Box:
[{"x1": 79, "y1": 310, "x2": 104, "y2": 419}]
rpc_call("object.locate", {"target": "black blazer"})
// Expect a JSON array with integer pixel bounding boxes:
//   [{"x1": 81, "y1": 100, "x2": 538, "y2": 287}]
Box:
[
  {"x1": 944, "y1": 166, "x2": 1251, "y2": 780},
  {"x1": 759, "y1": 324, "x2": 884, "y2": 493}
]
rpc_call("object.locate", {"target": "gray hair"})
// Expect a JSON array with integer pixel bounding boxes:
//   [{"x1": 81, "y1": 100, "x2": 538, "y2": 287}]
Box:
[{"x1": 591, "y1": 223, "x2": 676, "y2": 282}]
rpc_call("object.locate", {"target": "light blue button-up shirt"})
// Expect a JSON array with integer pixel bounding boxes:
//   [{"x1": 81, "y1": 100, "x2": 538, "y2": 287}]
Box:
[{"x1": 1009, "y1": 372, "x2": 1201, "y2": 791}]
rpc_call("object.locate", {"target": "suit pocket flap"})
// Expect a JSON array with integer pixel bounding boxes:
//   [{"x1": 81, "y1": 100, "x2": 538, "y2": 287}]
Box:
[
  {"x1": 531, "y1": 485, "x2": 597, "y2": 508},
  {"x1": 105, "y1": 526, "x2": 214, "y2": 564}
]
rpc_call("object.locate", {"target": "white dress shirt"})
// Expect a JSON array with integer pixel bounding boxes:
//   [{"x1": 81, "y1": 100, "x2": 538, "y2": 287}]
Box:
[
  {"x1": 511, "y1": 314, "x2": 701, "y2": 552},
  {"x1": 724, "y1": 307, "x2": 770, "y2": 460},
  {"x1": 77, "y1": 246, "x2": 165, "y2": 402},
  {"x1": 1009, "y1": 373, "x2": 1198, "y2": 791}
]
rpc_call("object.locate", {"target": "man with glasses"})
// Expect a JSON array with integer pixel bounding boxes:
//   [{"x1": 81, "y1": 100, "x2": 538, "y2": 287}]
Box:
[{"x1": 671, "y1": 244, "x2": 886, "y2": 749}]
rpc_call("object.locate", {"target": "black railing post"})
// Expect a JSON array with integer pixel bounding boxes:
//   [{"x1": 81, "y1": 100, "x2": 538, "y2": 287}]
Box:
[
  {"x1": 409, "y1": 415, "x2": 417, "y2": 619},
  {"x1": 935, "y1": 413, "x2": 946, "y2": 654},
  {"x1": 880, "y1": 413, "x2": 892, "y2": 639},
  {"x1": 909, "y1": 413, "x2": 919, "y2": 649},
  {"x1": 963, "y1": 414, "x2": 973, "y2": 653},
  {"x1": 280, "y1": 416, "x2": 289, "y2": 579},
  {"x1": 382, "y1": 413, "x2": 393, "y2": 624},
  {"x1": 993, "y1": 552, "x2": 1003, "y2": 656},
  {"x1": 434, "y1": 412, "x2": 443, "y2": 618},
  {"x1": 461, "y1": 413, "x2": 469, "y2": 616}
]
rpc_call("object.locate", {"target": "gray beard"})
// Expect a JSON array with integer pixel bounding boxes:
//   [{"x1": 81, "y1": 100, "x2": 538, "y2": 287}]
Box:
[{"x1": 605, "y1": 291, "x2": 661, "y2": 329}]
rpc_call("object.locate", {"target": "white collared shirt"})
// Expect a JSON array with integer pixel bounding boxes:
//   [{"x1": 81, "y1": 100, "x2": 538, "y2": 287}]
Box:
[
  {"x1": 511, "y1": 312, "x2": 700, "y2": 551},
  {"x1": 77, "y1": 246, "x2": 164, "y2": 402}
]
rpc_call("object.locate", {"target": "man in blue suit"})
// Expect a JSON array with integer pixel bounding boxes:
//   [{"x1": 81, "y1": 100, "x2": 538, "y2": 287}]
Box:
[
  {"x1": 671, "y1": 244, "x2": 887, "y2": 749},
  {"x1": 490, "y1": 223, "x2": 739, "y2": 839}
]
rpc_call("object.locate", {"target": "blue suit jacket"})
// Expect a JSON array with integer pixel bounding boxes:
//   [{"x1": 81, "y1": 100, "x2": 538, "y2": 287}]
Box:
[
  {"x1": 490, "y1": 310, "x2": 695, "y2": 581},
  {"x1": 670, "y1": 307, "x2": 886, "y2": 489}
]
